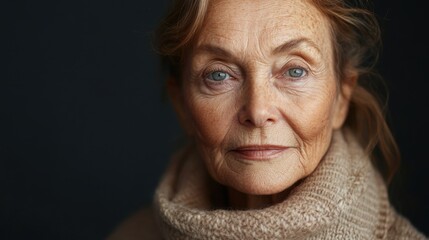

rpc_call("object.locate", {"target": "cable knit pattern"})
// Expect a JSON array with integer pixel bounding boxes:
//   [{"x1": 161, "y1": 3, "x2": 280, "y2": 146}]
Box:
[{"x1": 152, "y1": 130, "x2": 427, "y2": 240}]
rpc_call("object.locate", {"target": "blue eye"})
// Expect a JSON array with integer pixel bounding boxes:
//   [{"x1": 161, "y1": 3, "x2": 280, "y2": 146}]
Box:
[
  {"x1": 285, "y1": 68, "x2": 306, "y2": 78},
  {"x1": 207, "y1": 71, "x2": 230, "y2": 81}
]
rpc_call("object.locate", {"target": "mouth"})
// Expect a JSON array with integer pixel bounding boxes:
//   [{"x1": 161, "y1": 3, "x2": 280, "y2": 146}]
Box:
[{"x1": 230, "y1": 145, "x2": 288, "y2": 161}]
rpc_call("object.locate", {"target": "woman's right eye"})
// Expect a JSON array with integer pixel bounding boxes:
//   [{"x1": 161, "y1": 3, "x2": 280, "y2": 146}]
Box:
[{"x1": 206, "y1": 71, "x2": 231, "y2": 81}]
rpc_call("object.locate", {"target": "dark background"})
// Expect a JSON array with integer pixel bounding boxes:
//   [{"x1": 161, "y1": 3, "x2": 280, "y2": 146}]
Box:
[{"x1": 3, "y1": 0, "x2": 428, "y2": 239}]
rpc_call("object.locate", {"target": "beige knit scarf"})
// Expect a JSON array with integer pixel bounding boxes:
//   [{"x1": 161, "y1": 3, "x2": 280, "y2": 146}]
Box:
[{"x1": 153, "y1": 130, "x2": 426, "y2": 239}]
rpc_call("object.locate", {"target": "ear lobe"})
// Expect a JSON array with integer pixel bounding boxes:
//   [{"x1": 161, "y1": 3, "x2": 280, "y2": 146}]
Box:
[
  {"x1": 332, "y1": 74, "x2": 357, "y2": 129},
  {"x1": 167, "y1": 78, "x2": 193, "y2": 135}
]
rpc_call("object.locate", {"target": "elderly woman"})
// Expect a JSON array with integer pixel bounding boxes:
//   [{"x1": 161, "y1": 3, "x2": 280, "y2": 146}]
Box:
[{"x1": 108, "y1": 0, "x2": 427, "y2": 239}]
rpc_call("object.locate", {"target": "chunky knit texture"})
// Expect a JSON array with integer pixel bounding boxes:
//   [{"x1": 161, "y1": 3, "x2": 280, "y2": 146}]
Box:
[{"x1": 107, "y1": 130, "x2": 427, "y2": 239}]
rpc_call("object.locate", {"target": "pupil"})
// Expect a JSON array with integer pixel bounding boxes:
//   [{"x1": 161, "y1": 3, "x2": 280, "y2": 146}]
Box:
[
  {"x1": 291, "y1": 68, "x2": 302, "y2": 77},
  {"x1": 213, "y1": 72, "x2": 226, "y2": 80}
]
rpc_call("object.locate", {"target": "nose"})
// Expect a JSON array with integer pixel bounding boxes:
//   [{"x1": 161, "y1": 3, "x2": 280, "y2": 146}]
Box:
[{"x1": 238, "y1": 82, "x2": 279, "y2": 128}]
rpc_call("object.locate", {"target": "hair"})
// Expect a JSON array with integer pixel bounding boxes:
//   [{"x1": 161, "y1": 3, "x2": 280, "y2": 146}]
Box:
[{"x1": 152, "y1": 0, "x2": 400, "y2": 183}]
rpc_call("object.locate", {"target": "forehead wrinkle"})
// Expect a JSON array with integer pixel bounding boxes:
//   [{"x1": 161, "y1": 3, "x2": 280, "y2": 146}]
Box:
[
  {"x1": 194, "y1": 0, "x2": 332, "y2": 69},
  {"x1": 196, "y1": 23, "x2": 250, "y2": 50},
  {"x1": 205, "y1": 1, "x2": 288, "y2": 59}
]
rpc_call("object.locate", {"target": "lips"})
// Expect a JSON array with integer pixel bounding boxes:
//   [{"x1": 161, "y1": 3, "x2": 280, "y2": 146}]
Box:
[{"x1": 230, "y1": 145, "x2": 288, "y2": 160}]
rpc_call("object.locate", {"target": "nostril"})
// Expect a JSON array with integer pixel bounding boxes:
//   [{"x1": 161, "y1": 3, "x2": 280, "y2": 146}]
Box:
[
  {"x1": 237, "y1": 93, "x2": 279, "y2": 128},
  {"x1": 266, "y1": 118, "x2": 275, "y2": 123},
  {"x1": 240, "y1": 115, "x2": 276, "y2": 128}
]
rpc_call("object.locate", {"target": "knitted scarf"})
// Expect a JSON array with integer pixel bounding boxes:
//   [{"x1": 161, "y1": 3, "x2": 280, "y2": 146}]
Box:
[{"x1": 153, "y1": 130, "x2": 426, "y2": 239}]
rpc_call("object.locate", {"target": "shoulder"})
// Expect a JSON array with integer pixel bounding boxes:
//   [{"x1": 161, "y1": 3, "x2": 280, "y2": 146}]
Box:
[
  {"x1": 387, "y1": 211, "x2": 428, "y2": 240},
  {"x1": 106, "y1": 206, "x2": 162, "y2": 240}
]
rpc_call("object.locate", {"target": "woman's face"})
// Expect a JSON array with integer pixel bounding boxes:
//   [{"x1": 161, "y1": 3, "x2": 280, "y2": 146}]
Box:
[{"x1": 172, "y1": 0, "x2": 353, "y2": 195}]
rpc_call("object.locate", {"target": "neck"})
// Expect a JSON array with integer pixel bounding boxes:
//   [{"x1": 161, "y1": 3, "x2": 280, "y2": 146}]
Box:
[
  {"x1": 226, "y1": 180, "x2": 304, "y2": 209},
  {"x1": 227, "y1": 188, "x2": 290, "y2": 210}
]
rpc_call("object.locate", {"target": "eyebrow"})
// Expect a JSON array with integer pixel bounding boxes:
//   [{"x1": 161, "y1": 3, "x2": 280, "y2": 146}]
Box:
[
  {"x1": 272, "y1": 37, "x2": 322, "y2": 56},
  {"x1": 195, "y1": 37, "x2": 322, "y2": 59},
  {"x1": 195, "y1": 44, "x2": 234, "y2": 59}
]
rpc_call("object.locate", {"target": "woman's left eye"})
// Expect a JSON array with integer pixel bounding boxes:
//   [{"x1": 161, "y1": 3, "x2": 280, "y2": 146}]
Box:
[
  {"x1": 207, "y1": 71, "x2": 230, "y2": 81},
  {"x1": 284, "y1": 67, "x2": 307, "y2": 78}
]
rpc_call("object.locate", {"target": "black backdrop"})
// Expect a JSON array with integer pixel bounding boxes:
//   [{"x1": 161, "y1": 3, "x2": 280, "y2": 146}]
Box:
[{"x1": 3, "y1": 0, "x2": 428, "y2": 239}]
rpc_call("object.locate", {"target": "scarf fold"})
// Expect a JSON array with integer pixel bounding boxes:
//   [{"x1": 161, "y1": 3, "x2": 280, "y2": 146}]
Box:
[{"x1": 152, "y1": 130, "x2": 405, "y2": 239}]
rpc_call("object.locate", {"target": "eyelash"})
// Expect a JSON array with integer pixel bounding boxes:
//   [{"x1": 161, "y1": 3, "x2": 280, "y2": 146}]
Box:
[
  {"x1": 280, "y1": 64, "x2": 309, "y2": 80},
  {"x1": 203, "y1": 67, "x2": 235, "y2": 84},
  {"x1": 202, "y1": 63, "x2": 310, "y2": 86}
]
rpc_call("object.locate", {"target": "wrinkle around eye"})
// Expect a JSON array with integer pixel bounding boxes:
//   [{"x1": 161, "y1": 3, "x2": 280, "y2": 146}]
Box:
[{"x1": 198, "y1": 72, "x2": 240, "y2": 96}]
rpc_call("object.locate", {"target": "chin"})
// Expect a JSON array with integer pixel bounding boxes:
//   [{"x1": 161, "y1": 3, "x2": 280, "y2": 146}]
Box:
[{"x1": 225, "y1": 173, "x2": 297, "y2": 196}]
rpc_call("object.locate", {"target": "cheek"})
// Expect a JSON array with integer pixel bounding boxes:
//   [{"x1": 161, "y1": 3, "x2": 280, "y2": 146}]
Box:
[
  {"x1": 298, "y1": 103, "x2": 332, "y2": 136},
  {"x1": 288, "y1": 87, "x2": 337, "y2": 154},
  {"x1": 185, "y1": 95, "x2": 235, "y2": 148}
]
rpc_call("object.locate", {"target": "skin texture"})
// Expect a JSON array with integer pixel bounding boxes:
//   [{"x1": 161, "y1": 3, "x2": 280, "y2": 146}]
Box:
[{"x1": 169, "y1": 0, "x2": 355, "y2": 209}]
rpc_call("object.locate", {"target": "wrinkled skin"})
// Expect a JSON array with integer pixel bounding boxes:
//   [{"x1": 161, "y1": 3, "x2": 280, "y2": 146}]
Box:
[{"x1": 169, "y1": 0, "x2": 355, "y2": 208}]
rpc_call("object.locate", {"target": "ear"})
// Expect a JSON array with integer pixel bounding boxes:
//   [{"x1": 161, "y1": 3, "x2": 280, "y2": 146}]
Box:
[
  {"x1": 167, "y1": 77, "x2": 193, "y2": 135},
  {"x1": 332, "y1": 73, "x2": 357, "y2": 129}
]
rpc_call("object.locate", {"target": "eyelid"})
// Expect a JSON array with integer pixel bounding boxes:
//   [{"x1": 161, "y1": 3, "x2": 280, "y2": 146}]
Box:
[
  {"x1": 284, "y1": 66, "x2": 308, "y2": 77},
  {"x1": 199, "y1": 64, "x2": 241, "y2": 93},
  {"x1": 206, "y1": 71, "x2": 231, "y2": 82},
  {"x1": 277, "y1": 61, "x2": 310, "y2": 79},
  {"x1": 202, "y1": 64, "x2": 238, "y2": 80}
]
